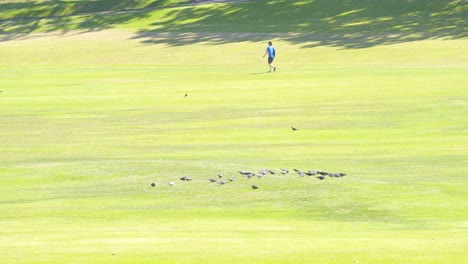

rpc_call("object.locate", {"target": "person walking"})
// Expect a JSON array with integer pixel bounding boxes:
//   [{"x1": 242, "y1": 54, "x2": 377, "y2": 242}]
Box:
[{"x1": 263, "y1": 41, "x2": 276, "y2": 73}]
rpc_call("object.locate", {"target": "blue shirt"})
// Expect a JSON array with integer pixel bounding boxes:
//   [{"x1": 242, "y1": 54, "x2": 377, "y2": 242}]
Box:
[{"x1": 267, "y1": 46, "x2": 275, "y2": 58}]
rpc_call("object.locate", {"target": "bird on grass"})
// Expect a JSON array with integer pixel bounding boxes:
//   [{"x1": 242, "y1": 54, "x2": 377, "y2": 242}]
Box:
[
  {"x1": 218, "y1": 173, "x2": 224, "y2": 179},
  {"x1": 228, "y1": 177, "x2": 235, "y2": 182},
  {"x1": 280, "y1": 169, "x2": 289, "y2": 175},
  {"x1": 239, "y1": 171, "x2": 255, "y2": 178},
  {"x1": 168, "y1": 181, "x2": 175, "y2": 186},
  {"x1": 208, "y1": 178, "x2": 217, "y2": 183},
  {"x1": 251, "y1": 185, "x2": 259, "y2": 190},
  {"x1": 244, "y1": 173, "x2": 255, "y2": 179},
  {"x1": 184, "y1": 93, "x2": 188, "y2": 97},
  {"x1": 292, "y1": 126, "x2": 298, "y2": 131},
  {"x1": 330, "y1": 172, "x2": 346, "y2": 178},
  {"x1": 304, "y1": 170, "x2": 318, "y2": 176},
  {"x1": 294, "y1": 169, "x2": 305, "y2": 176},
  {"x1": 151, "y1": 183, "x2": 156, "y2": 187},
  {"x1": 266, "y1": 169, "x2": 275, "y2": 175},
  {"x1": 218, "y1": 180, "x2": 227, "y2": 185},
  {"x1": 180, "y1": 176, "x2": 192, "y2": 181},
  {"x1": 316, "y1": 175, "x2": 326, "y2": 180}
]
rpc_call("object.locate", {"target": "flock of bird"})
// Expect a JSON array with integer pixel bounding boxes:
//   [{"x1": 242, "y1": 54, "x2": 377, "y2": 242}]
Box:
[{"x1": 151, "y1": 168, "x2": 346, "y2": 190}]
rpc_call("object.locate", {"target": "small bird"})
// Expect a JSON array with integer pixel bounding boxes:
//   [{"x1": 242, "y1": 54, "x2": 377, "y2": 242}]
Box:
[
  {"x1": 228, "y1": 177, "x2": 235, "y2": 182},
  {"x1": 294, "y1": 169, "x2": 305, "y2": 176},
  {"x1": 238, "y1": 171, "x2": 252, "y2": 176},
  {"x1": 180, "y1": 176, "x2": 192, "y2": 181},
  {"x1": 218, "y1": 180, "x2": 226, "y2": 185},
  {"x1": 184, "y1": 93, "x2": 188, "y2": 97},
  {"x1": 318, "y1": 171, "x2": 329, "y2": 176},
  {"x1": 218, "y1": 173, "x2": 224, "y2": 179},
  {"x1": 257, "y1": 173, "x2": 264, "y2": 179},
  {"x1": 316, "y1": 175, "x2": 326, "y2": 180},
  {"x1": 244, "y1": 173, "x2": 255, "y2": 179},
  {"x1": 292, "y1": 126, "x2": 298, "y2": 131},
  {"x1": 251, "y1": 185, "x2": 259, "y2": 189},
  {"x1": 168, "y1": 181, "x2": 175, "y2": 186},
  {"x1": 266, "y1": 169, "x2": 275, "y2": 175},
  {"x1": 280, "y1": 169, "x2": 289, "y2": 175},
  {"x1": 151, "y1": 183, "x2": 156, "y2": 187},
  {"x1": 208, "y1": 178, "x2": 217, "y2": 183},
  {"x1": 304, "y1": 170, "x2": 317, "y2": 176}
]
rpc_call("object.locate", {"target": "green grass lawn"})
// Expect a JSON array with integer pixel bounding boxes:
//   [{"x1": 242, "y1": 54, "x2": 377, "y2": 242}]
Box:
[{"x1": 0, "y1": 0, "x2": 467, "y2": 263}]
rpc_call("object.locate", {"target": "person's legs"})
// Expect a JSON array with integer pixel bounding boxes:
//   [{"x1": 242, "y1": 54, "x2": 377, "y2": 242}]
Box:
[{"x1": 268, "y1": 57, "x2": 275, "y2": 72}]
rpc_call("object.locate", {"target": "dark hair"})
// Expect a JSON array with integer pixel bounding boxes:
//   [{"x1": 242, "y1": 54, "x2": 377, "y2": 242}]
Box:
[{"x1": 268, "y1": 41, "x2": 272, "y2": 45}]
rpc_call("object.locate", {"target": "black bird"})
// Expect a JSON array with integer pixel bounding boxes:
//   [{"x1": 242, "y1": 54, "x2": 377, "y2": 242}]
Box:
[
  {"x1": 208, "y1": 178, "x2": 217, "y2": 183},
  {"x1": 184, "y1": 93, "x2": 188, "y2": 97},
  {"x1": 218, "y1": 173, "x2": 224, "y2": 179},
  {"x1": 151, "y1": 183, "x2": 156, "y2": 187},
  {"x1": 292, "y1": 126, "x2": 298, "y2": 131},
  {"x1": 266, "y1": 169, "x2": 275, "y2": 175},
  {"x1": 280, "y1": 169, "x2": 289, "y2": 175},
  {"x1": 318, "y1": 171, "x2": 329, "y2": 176},
  {"x1": 316, "y1": 175, "x2": 326, "y2": 180},
  {"x1": 251, "y1": 185, "x2": 259, "y2": 189},
  {"x1": 180, "y1": 176, "x2": 192, "y2": 181}
]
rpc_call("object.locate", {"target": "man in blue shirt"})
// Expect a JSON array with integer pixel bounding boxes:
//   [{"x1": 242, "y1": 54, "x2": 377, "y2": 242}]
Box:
[{"x1": 263, "y1": 41, "x2": 276, "y2": 73}]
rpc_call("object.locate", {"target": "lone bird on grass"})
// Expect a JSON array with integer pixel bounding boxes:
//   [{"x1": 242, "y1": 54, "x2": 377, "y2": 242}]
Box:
[
  {"x1": 251, "y1": 185, "x2": 259, "y2": 190},
  {"x1": 151, "y1": 183, "x2": 156, "y2": 187},
  {"x1": 292, "y1": 126, "x2": 298, "y2": 131},
  {"x1": 180, "y1": 176, "x2": 192, "y2": 181}
]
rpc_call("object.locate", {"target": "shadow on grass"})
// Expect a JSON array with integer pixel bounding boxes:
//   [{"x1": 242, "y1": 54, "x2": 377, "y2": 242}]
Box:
[
  {"x1": 134, "y1": 0, "x2": 467, "y2": 48},
  {"x1": 1, "y1": 0, "x2": 466, "y2": 48},
  {"x1": 0, "y1": 0, "x2": 189, "y2": 41}
]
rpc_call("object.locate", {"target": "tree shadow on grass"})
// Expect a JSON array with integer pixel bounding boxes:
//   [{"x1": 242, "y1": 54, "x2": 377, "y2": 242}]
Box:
[
  {"x1": 133, "y1": 0, "x2": 467, "y2": 49},
  {"x1": 1, "y1": 0, "x2": 466, "y2": 49},
  {"x1": 0, "y1": 0, "x2": 189, "y2": 41}
]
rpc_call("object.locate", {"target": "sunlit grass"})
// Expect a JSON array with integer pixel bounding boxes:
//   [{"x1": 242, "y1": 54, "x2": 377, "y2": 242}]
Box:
[{"x1": 0, "y1": 0, "x2": 467, "y2": 263}]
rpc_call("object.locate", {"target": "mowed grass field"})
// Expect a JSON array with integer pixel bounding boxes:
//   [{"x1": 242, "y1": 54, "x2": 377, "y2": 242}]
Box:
[{"x1": 0, "y1": 0, "x2": 467, "y2": 263}]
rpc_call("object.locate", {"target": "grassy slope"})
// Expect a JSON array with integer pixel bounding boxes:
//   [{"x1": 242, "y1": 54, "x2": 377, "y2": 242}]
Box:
[{"x1": 0, "y1": 0, "x2": 467, "y2": 263}]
